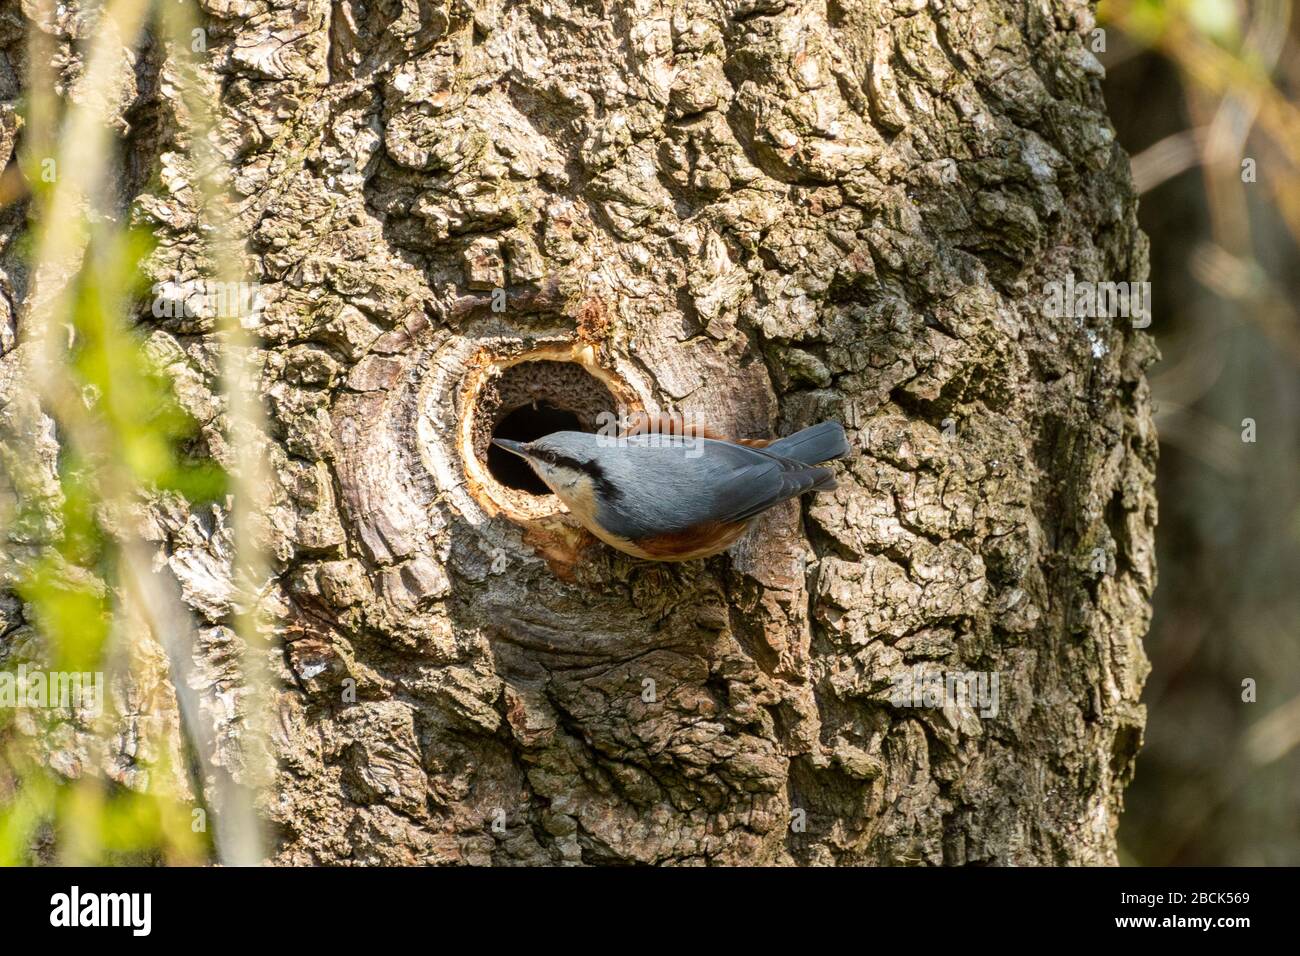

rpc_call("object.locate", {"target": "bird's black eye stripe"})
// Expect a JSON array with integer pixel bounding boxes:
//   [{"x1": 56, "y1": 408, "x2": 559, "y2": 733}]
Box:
[
  {"x1": 532, "y1": 447, "x2": 621, "y2": 502},
  {"x1": 578, "y1": 460, "x2": 621, "y2": 502}
]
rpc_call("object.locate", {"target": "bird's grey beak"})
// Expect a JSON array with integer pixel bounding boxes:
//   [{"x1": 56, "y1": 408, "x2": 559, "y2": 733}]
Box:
[{"x1": 491, "y1": 438, "x2": 530, "y2": 458}]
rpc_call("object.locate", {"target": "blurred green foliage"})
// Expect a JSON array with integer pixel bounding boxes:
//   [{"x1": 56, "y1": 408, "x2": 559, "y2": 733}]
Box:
[{"x1": 0, "y1": 210, "x2": 223, "y2": 866}]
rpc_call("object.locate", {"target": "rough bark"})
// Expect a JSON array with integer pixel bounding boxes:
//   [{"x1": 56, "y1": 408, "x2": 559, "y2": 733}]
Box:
[{"x1": 0, "y1": 0, "x2": 1156, "y2": 865}]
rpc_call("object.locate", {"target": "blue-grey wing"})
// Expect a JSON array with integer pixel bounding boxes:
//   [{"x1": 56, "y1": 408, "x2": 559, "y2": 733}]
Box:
[
  {"x1": 597, "y1": 436, "x2": 833, "y2": 539},
  {"x1": 711, "y1": 456, "x2": 834, "y2": 523}
]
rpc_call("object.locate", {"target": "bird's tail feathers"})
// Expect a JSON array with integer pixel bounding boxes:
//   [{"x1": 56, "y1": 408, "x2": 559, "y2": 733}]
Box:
[
  {"x1": 811, "y1": 469, "x2": 838, "y2": 493},
  {"x1": 766, "y1": 421, "x2": 849, "y2": 465}
]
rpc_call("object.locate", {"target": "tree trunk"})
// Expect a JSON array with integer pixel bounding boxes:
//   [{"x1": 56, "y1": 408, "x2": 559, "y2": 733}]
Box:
[{"x1": 3, "y1": 0, "x2": 1156, "y2": 865}]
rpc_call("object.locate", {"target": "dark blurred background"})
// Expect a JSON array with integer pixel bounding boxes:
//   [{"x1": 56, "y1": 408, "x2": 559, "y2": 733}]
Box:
[{"x1": 1100, "y1": 0, "x2": 1300, "y2": 865}]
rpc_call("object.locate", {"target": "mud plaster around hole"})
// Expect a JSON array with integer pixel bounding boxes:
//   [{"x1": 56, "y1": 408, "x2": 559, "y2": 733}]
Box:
[{"x1": 456, "y1": 344, "x2": 643, "y2": 525}]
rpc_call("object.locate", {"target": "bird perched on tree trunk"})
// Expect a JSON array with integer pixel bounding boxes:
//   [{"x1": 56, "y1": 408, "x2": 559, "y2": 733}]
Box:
[{"x1": 492, "y1": 415, "x2": 849, "y2": 560}]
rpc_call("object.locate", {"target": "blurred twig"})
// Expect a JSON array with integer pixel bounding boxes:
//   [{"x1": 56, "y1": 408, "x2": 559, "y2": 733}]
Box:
[
  {"x1": 11, "y1": 0, "x2": 267, "y2": 866},
  {"x1": 1131, "y1": 127, "x2": 1205, "y2": 194}
]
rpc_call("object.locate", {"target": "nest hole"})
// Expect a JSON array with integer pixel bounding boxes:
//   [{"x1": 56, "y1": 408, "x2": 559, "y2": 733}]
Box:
[
  {"x1": 464, "y1": 355, "x2": 633, "y2": 521},
  {"x1": 487, "y1": 402, "x2": 582, "y2": 494}
]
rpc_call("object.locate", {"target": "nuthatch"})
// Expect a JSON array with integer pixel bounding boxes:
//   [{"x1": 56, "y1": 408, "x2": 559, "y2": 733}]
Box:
[{"x1": 492, "y1": 418, "x2": 848, "y2": 560}]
